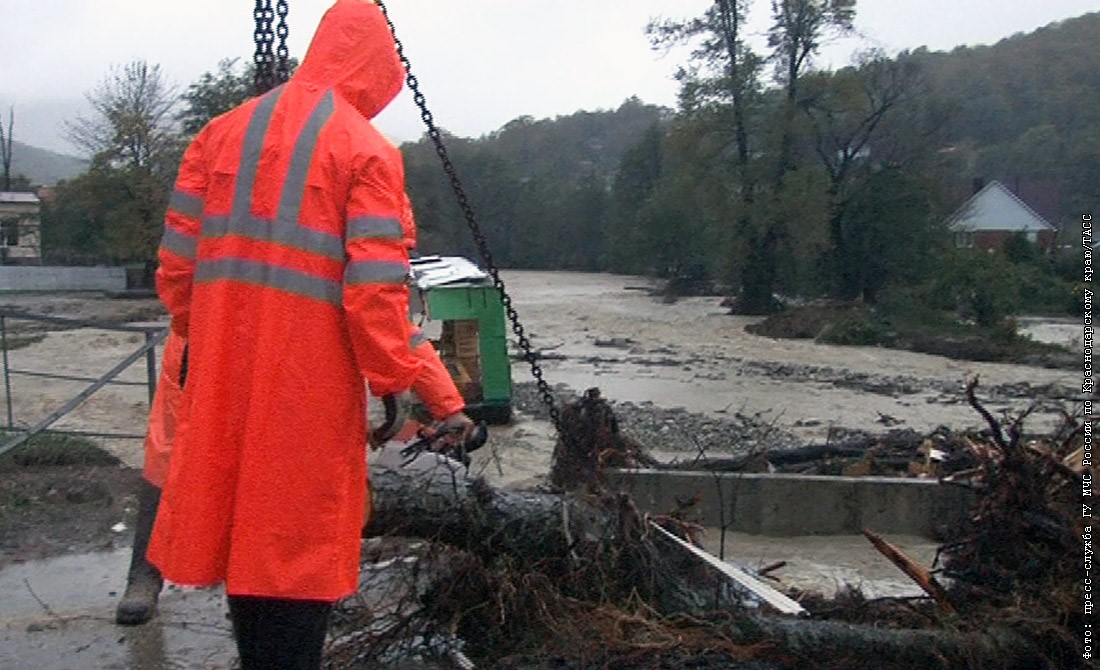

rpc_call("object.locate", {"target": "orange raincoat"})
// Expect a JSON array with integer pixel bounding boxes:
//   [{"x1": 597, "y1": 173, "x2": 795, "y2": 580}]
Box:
[
  {"x1": 142, "y1": 330, "x2": 186, "y2": 487},
  {"x1": 148, "y1": 0, "x2": 426, "y2": 601}
]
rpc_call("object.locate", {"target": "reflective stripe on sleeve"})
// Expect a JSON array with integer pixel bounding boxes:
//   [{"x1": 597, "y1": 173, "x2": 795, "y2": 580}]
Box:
[
  {"x1": 160, "y1": 227, "x2": 198, "y2": 260},
  {"x1": 195, "y1": 258, "x2": 342, "y2": 305},
  {"x1": 347, "y1": 216, "x2": 403, "y2": 241},
  {"x1": 168, "y1": 190, "x2": 204, "y2": 219},
  {"x1": 343, "y1": 260, "x2": 409, "y2": 285}
]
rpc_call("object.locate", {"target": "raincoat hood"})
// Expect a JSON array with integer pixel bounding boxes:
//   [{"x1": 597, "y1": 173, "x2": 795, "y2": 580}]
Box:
[{"x1": 294, "y1": 0, "x2": 403, "y2": 120}]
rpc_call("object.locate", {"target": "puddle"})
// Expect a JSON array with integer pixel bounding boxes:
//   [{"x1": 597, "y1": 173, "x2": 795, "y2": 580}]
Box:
[{"x1": 0, "y1": 549, "x2": 235, "y2": 670}]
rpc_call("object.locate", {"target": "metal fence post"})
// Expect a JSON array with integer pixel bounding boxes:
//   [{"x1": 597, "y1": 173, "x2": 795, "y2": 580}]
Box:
[
  {"x1": 145, "y1": 329, "x2": 158, "y2": 406},
  {"x1": 1, "y1": 314, "x2": 12, "y2": 429}
]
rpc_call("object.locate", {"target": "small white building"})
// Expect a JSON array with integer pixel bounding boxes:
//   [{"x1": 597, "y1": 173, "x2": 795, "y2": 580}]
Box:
[
  {"x1": 0, "y1": 191, "x2": 42, "y2": 264},
  {"x1": 946, "y1": 180, "x2": 1057, "y2": 251}
]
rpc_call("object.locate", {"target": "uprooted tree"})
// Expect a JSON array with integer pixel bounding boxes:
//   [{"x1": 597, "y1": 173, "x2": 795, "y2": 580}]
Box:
[{"x1": 329, "y1": 382, "x2": 1091, "y2": 669}]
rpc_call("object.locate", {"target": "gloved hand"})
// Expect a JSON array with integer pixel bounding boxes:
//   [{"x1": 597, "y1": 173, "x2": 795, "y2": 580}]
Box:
[
  {"x1": 436, "y1": 411, "x2": 476, "y2": 446},
  {"x1": 369, "y1": 391, "x2": 413, "y2": 447}
]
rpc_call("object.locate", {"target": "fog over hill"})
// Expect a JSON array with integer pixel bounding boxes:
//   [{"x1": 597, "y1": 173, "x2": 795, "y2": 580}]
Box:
[{"x1": 7, "y1": 140, "x2": 87, "y2": 187}]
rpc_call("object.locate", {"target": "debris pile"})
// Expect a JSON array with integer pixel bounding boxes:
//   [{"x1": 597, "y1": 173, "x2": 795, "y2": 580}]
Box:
[
  {"x1": 936, "y1": 378, "x2": 1091, "y2": 667},
  {"x1": 325, "y1": 383, "x2": 1090, "y2": 669}
]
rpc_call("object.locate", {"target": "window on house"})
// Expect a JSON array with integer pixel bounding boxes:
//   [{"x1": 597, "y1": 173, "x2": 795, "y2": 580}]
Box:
[{"x1": 1, "y1": 219, "x2": 18, "y2": 247}]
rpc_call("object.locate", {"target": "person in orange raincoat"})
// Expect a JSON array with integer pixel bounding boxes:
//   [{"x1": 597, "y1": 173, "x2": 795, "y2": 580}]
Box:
[
  {"x1": 146, "y1": 2, "x2": 447, "y2": 666},
  {"x1": 115, "y1": 193, "x2": 474, "y2": 632}
]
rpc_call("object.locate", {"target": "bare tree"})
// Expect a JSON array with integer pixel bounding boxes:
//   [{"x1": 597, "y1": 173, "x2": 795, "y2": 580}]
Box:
[
  {"x1": 0, "y1": 106, "x2": 13, "y2": 191},
  {"x1": 54, "y1": 61, "x2": 180, "y2": 264},
  {"x1": 65, "y1": 60, "x2": 179, "y2": 172}
]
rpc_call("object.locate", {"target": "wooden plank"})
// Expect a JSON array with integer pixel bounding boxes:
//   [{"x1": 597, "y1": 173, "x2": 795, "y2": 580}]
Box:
[
  {"x1": 862, "y1": 528, "x2": 955, "y2": 614},
  {"x1": 649, "y1": 522, "x2": 807, "y2": 616}
]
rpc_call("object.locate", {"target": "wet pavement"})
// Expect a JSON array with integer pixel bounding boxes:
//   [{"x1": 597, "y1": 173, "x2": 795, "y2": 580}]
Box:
[{"x1": 0, "y1": 549, "x2": 235, "y2": 670}]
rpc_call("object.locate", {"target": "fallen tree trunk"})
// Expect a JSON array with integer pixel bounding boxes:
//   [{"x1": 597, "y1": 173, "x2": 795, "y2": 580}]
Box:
[
  {"x1": 732, "y1": 615, "x2": 1048, "y2": 670},
  {"x1": 365, "y1": 463, "x2": 720, "y2": 616},
  {"x1": 362, "y1": 462, "x2": 1044, "y2": 670}
]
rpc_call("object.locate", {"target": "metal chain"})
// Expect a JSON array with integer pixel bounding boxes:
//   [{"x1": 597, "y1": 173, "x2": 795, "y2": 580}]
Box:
[
  {"x1": 374, "y1": 0, "x2": 561, "y2": 432},
  {"x1": 253, "y1": 0, "x2": 276, "y2": 94},
  {"x1": 274, "y1": 0, "x2": 291, "y2": 85}
]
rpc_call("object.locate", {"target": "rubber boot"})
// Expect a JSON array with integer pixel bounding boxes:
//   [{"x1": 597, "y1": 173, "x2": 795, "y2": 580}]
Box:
[{"x1": 115, "y1": 480, "x2": 164, "y2": 625}]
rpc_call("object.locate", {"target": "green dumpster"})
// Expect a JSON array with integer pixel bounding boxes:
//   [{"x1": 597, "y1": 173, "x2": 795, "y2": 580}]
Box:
[{"x1": 410, "y1": 256, "x2": 513, "y2": 424}]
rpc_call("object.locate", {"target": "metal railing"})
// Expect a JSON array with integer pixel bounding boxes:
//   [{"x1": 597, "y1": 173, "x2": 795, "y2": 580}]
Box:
[{"x1": 0, "y1": 309, "x2": 167, "y2": 458}]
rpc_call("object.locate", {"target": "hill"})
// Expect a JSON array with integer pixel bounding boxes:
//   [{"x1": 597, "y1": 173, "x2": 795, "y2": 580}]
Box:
[
  {"x1": 908, "y1": 11, "x2": 1100, "y2": 221},
  {"x1": 7, "y1": 140, "x2": 87, "y2": 186}
]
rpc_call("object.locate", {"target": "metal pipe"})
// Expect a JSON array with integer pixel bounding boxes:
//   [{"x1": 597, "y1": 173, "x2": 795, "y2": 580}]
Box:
[
  {"x1": 0, "y1": 309, "x2": 164, "y2": 333},
  {"x1": 5, "y1": 368, "x2": 147, "y2": 386}
]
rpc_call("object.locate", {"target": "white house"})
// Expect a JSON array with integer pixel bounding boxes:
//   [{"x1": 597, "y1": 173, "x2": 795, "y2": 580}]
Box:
[
  {"x1": 946, "y1": 180, "x2": 1057, "y2": 251},
  {"x1": 0, "y1": 191, "x2": 42, "y2": 264}
]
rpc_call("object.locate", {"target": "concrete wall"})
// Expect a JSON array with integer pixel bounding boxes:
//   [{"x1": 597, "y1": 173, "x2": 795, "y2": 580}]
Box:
[
  {"x1": 0, "y1": 266, "x2": 126, "y2": 292},
  {"x1": 609, "y1": 469, "x2": 975, "y2": 538}
]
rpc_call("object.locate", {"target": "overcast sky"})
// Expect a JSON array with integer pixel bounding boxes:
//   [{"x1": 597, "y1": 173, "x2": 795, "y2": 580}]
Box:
[{"x1": 1, "y1": 1, "x2": 1095, "y2": 154}]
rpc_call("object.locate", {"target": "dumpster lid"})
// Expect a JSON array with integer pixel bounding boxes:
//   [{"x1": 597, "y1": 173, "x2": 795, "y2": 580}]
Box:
[{"x1": 410, "y1": 256, "x2": 490, "y2": 290}]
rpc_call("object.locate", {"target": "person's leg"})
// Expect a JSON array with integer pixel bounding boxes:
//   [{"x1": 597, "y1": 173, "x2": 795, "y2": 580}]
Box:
[
  {"x1": 115, "y1": 479, "x2": 164, "y2": 625},
  {"x1": 227, "y1": 595, "x2": 333, "y2": 670}
]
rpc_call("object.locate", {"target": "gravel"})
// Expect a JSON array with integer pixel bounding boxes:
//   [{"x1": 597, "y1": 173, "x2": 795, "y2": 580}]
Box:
[{"x1": 510, "y1": 381, "x2": 801, "y2": 459}]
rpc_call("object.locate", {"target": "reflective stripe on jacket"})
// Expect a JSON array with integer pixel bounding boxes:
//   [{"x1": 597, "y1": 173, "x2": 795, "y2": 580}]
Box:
[{"x1": 148, "y1": 0, "x2": 424, "y2": 602}]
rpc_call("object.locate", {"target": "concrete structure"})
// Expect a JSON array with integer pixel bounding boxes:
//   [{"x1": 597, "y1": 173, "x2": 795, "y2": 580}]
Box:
[
  {"x1": 946, "y1": 179, "x2": 1057, "y2": 251},
  {"x1": 610, "y1": 469, "x2": 975, "y2": 538},
  {"x1": 0, "y1": 266, "x2": 126, "y2": 292},
  {"x1": 0, "y1": 192, "x2": 42, "y2": 264}
]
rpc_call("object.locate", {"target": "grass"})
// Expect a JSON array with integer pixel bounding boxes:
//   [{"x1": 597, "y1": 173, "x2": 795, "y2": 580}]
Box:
[
  {"x1": 0, "y1": 429, "x2": 121, "y2": 470},
  {"x1": 1, "y1": 333, "x2": 46, "y2": 351}
]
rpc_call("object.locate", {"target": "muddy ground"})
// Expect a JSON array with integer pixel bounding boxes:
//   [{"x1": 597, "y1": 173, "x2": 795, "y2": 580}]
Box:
[{"x1": 0, "y1": 270, "x2": 1083, "y2": 668}]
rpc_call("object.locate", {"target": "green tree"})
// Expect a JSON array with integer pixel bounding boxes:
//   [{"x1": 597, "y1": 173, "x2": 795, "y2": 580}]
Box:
[
  {"x1": 837, "y1": 167, "x2": 943, "y2": 303},
  {"x1": 178, "y1": 58, "x2": 255, "y2": 136},
  {"x1": 53, "y1": 60, "x2": 180, "y2": 263},
  {"x1": 608, "y1": 124, "x2": 664, "y2": 273},
  {"x1": 648, "y1": 1, "x2": 778, "y2": 308},
  {"x1": 799, "y1": 54, "x2": 926, "y2": 299}
]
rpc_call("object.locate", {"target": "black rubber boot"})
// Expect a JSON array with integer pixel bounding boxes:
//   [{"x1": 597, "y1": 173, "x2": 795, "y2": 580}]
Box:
[{"x1": 115, "y1": 479, "x2": 164, "y2": 625}]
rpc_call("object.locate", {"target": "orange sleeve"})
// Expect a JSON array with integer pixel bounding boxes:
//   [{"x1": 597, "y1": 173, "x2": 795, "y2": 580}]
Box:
[
  {"x1": 410, "y1": 333, "x2": 466, "y2": 419},
  {"x1": 343, "y1": 153, "x2": 423, "y2": 397},
  {"x1": 156, "y1": 131, "x2": 207, "y2": 338}
]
